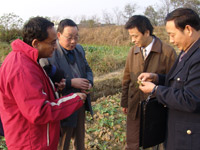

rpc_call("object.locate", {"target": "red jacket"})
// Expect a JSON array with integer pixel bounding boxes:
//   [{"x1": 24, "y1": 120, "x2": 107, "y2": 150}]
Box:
[{"x1": 0, "y1": 39, "x2": 83, "y2": 150}]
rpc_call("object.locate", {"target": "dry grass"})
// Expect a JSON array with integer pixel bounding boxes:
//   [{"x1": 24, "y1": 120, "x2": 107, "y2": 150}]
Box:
[
  {"x1": 90, "y1": 69, "x2": 123, "y2": 101},
  {"x1": 79, "y1": 25, "x2": 179, "y2": 53},
  {"x1": 79, "y1": 25, "x2": 131, "y2": 46}
]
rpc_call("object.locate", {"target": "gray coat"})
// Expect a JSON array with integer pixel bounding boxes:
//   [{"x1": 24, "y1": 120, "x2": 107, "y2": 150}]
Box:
[{"x1": 40, "y1": 42, "x2": 93, "y2": 127}]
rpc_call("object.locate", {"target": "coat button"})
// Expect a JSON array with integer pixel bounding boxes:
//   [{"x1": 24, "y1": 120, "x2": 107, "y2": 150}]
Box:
[
  {"x1": 187, "y1": 130, "x2": 192, "y2": 135},
  {"x1": 177, "y1": 78, "x2": 180, "y2": 81}
]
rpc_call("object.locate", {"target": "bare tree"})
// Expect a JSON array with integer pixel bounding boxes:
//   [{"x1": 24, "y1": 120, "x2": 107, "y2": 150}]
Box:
[
  {"x1": 0, "y1": 13, "x2": 23, "y2": 30},
  {"x1": 171, "y1": 0, "x2": 200, "y2": 14},
  {"x1": 0, "y1": 13, "x2": 23, "y2": 42},
  {"x1": 162, "y1": 0, "x2": 172, "y2": 14},
  {"x1": 79, "y1": 15, "x2": 100, "y2": 28},
  {"x1": 91, "y1": 15, "x2": 100, "y2": 25},
  {"x1": 144, "y1": 0, "x2": 174, "y2": 26},
  {"x1": 123, "y1": 3, "x2": 136, "y2": 19},
  {"x1": 144, "y1": 6, "x2": 159, "y2": 26},
  {"x1": 102, "y1": 10, "x2": 113, "y2": 25},
  {"x1": 154, "y1": 0, "x2": 173, "y2": 25},
  {"x1": 113, "y1": 7, "x2": 124, "y2": 25},
  {"x1": 51, "y1": 16, "x2": 61, "y2": 27}
]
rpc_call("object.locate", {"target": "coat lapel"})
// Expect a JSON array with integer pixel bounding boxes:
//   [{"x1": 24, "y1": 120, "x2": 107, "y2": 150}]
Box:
[
  {"x1": 55, "y1": 43, "x2": 73, "y2": 78},
  {"x1": 74, "y1": 47, "x2": 84, "y2": 77},
  {"x1": 167, "y1": 38, "x2": 200, "y2": 81}
]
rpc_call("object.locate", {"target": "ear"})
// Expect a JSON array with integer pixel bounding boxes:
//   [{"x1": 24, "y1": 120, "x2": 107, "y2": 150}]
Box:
[
  {"x1": 184, "y1": 25, "x2": 193, "y2": 36},
  {"x1": 57, "y1": 32, "x2": 61, "y2": 39},
  {"x1": 32, "y1": 39, "x2": 39, "y2": 49},
  {"x1": 144, "y1": 30, "x2": 150, "y2": 36}
]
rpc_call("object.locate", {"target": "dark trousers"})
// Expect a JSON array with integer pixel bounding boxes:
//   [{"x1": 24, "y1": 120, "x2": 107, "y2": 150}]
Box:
[
  {"x1": 58, "y1": 107, "x2": 85, "y2": 150},
  {"x1": 125, "y1": 114, "x2": 140, "y2": 150},
  {"x1": 125, "y1": 111, "x2": 164, "y2": 150}
]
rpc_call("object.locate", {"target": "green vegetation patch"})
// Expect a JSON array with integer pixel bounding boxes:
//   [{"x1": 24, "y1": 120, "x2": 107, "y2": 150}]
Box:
[
  {"x1": 0, "y1": 136, "x2": 7, "y2": 150},
  {"x1": 85, "y1": 93, "x2": 126, "y2": 150},
  {"x1": 83, "y1": 45, "x2": 130, "y2": 76},
  {"x1": 0, "y1": 42, "x2": 11, "y2": 63}
]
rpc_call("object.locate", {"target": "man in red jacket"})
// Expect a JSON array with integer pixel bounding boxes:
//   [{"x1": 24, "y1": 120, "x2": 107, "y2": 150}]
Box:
[{"x1": 0, "y1": 17, "x2": 86, "y2": 150}]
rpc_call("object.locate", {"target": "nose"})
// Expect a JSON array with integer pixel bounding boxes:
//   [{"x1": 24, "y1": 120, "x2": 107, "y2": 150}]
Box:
[
  {"x1": 70, "y1": 39, "x2": 77, "y2": 44},
  {"x1": 169, "y1": 37, "x2": 174, "y2": 44},
  {"x1": 131, "y1": 37, "x2": 135, "y2": 43}
]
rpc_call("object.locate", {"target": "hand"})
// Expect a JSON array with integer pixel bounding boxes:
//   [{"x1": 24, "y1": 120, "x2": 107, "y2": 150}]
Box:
[
  {"x1": 71, "y1": 78, "x2": 90, "y2": 90},
  {"x1": 122, "y1": 108, "x2": 128, "y2": 115},
  {"x1": 139, "y1": 81, "x2": 156, "y2": 94},
  {"x1": 55, "y1": 79, "x2": 66, "y2": 91},
  {"x1": 138, "y1": 73, "x2": 158, "y2": 83},
  {"x1": 76, "y1": 93, "x2": 87, "y2": 103},
  {"x1": 81, "y1": 83, "x2": 92, "y2": 94}
]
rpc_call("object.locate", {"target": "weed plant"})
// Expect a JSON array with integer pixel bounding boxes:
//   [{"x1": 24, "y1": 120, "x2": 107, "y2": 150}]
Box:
[
  {"x1": 0, "y1": 136, "x2": 6, "y2": 150},
  {"x1": 0, "y1": 42, "x2": 11, "y2": 63},
  {"x1": 85, "y1": 93, "x2": 126, "y2": 149}
]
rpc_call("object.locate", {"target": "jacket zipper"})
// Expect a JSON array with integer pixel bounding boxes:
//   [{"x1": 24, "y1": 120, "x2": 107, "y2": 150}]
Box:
[{"x1": 47, "y1": 123, "x2": 49, "y2": 146}]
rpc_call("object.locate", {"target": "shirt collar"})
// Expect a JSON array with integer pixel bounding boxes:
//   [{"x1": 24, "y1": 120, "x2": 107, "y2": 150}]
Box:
[{"x1": 142, "y1": 37, "x2": 155, "y2": 55}]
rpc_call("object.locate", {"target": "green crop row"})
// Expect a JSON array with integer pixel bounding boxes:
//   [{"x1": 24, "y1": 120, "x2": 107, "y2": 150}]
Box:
[
  {"x1": 0, "y1": 43, "x2": 130, "y2": 77},
  {"x1": 83, "y1": 45, "x2": 130, "y2": 76}
]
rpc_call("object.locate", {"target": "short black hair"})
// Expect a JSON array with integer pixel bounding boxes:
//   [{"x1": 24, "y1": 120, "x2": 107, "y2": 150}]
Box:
[
  {"x1": 57, "y1": 19, "x2": 78, "y2": 33},
  {"x1": 165, "y1": 8, "x2": 200, "y2": 31},
  {"x1": 23, "y1": 17, "x2": 54, "y2": 46},
  {"x1": 125, "y1": 15, "x2": 154, "y2": 35}
]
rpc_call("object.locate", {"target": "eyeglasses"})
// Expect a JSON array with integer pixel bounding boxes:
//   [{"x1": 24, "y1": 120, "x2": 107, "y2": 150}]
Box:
[{"x1": 61, "y1": 34, "x2": 79, "y2": 41}]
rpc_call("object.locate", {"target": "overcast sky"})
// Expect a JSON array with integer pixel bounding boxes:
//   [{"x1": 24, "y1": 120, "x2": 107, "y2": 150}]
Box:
[{"x1": 0, "y1": 0, "x2": 162, "y2": 23}]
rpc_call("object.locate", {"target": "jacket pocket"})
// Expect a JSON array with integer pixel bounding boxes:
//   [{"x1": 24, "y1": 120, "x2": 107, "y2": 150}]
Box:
[
  {"x1": 171, "y1": 75, "x2": 186, "y2": 89},
  {"x1": 175, "y1": 122, "x2": 200, "y2": 150}
]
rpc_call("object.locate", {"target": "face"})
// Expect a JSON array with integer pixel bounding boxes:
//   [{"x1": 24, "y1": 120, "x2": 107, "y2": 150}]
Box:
[
  {"x1": 166, "y1": 20, "x2": 190, "y2": 51},
  {"x1": 57, "y1": 26, "x2": 79, "y2": 50},
  {"x1": 128, "y1": 27, "x2": 150, "y2": 47},
  {"x1": 37, "y1": 26, "x2": 57, "y2": 58}
]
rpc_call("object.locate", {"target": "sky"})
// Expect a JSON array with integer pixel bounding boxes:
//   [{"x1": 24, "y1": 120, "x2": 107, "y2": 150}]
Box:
[{"x1": 0, "y1": 0, "x2": 162, "y2": 23}]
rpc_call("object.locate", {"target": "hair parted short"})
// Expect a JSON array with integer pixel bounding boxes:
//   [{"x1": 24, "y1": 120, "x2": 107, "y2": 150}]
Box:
[
  {"x1": 57, "y1": 19, "x2": 78, "y2": 33},
  {"x1": 165, "y1": 8, "x2": 200, "y2": 31},
  {"x1": 125, "y1": 15, "x2": 154, "y2": 36}
]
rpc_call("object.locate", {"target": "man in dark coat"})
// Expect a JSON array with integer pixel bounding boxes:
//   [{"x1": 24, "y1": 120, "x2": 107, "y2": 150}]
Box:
[
  {"x1": 40, "y1": 19, "x2": 93, "y2": 150},
  {"x1": 120, "y1": 15, "x2": 177, "y2": 150},
  {"x1": 139, "y1": 8, "x2": 200, "y2": 150}
]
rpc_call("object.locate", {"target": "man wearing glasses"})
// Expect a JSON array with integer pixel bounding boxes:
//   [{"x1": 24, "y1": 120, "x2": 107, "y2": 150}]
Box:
[
  {"x1": 41, "y1": 19, "x2": 93, "y2": 150},
  {"x1": 0, "y1": 17, "x2": 86, "y2": 150}
]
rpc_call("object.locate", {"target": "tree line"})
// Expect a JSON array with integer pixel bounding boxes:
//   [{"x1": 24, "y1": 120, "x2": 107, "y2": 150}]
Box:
[
  {"x1": 145, "y1": 0, "x2": 200, "y2": 26},
  {"x1": 78, "y1": 0, "x2": 200, "y2": 26},
  {"x1": 0, "y1": 0, "x2": 199, "y2": 42}
]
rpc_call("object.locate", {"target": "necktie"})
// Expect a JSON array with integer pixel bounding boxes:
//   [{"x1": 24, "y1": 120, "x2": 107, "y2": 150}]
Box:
[
  {"x1": 179, "y1": 51, "x2": 185, "y2": 62},
  {"x1": 142, "y1": 48, "x2": 147, "y2": 59},
  {"x1": 67, "y1": 50, "x2": 75, "y2": 64}
]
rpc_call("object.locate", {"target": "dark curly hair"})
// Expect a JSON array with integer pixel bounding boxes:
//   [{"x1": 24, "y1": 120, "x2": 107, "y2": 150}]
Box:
[
  {"x1": 57, "y1": 19, "x2": 78, "y2": 33},
  {"x1": 22, "y1": 17, "x2": 54, "y2": 46},
  {"x1": 125, "y1": 15, "x2": 154, "y2": 36}
]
